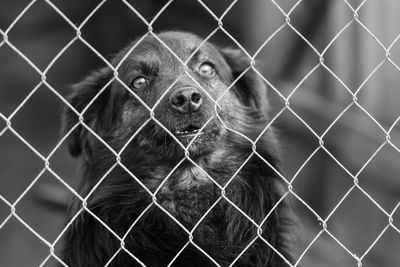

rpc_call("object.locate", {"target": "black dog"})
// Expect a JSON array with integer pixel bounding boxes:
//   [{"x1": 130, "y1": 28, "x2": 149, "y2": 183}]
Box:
[{"x1": 61, "y1": 31, "x2": 295, "y2": 267}]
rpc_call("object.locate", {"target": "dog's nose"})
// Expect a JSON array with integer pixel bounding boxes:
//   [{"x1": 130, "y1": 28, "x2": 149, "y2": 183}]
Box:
[{"x1": 169, "y1": 87, "x2": 202, "y2": 113}]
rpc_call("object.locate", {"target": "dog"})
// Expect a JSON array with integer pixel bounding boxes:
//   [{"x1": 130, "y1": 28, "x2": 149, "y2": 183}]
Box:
[{"x1": 61, "y1": 31, "x2": 295, "y2": 267}]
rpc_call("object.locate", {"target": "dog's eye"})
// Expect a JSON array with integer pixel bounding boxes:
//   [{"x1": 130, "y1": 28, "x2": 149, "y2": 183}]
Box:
[
  {"x1": 131, "y1": 76, "x2": 147, "y2": 89},
  {"x1": 198, "y1": 62, "x2": 215, "y2": 77}
]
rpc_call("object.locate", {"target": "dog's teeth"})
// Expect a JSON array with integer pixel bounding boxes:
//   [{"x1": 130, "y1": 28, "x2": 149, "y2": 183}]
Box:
[{"x1": 176, "y1": 128, "x2": 202, "y2": 135}]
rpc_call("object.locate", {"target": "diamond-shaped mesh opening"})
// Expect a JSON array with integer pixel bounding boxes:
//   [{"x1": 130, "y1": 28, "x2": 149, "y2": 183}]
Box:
[
  {"x1": 292, "y1": 149, "x2": 354, "y2": 218},
  {"x1": 84, "y1": 165, "x2": 153, "y2": 232},
  {"x1": 356, "y1": 1, "x2": 400, "y2": 47},
  {"x1": 238, "y1": 0, "x2": 287, "y2": 53},
  {"x1": 2, "y1": 1, "x2": 400, "y2": 266},
  {"x1": 6, "y1": 0, "x2": 76, "y2": 70},
  {"x1": 322, "y1": 104, "x2": 387, "y2": 174},
  {"x1": 151, "y1": 0, "x2": 219, "y2": 37},
  {"x1": 287, "y1": 67, "x2": 354, "y2": 135},
  {"x1": 328, "y1": 189, "x2": 389, "y2": 256},
  {"x1": 0, "y1": 216, "x2": 49, "y2": 266},
  {"x1": 58, "y1": 208, "x2": 125, "y2": 264},
  {"x1": 60, "y1": 74, "x2": 124, "y2": 154},
  {"x1": 298, "y1": 231, "x2": 356, "y2": 267},
  {"x1": 0, "y1": 45, "x2": 41, "y2": 115},
  {"x1": 279, "y1": 1, "x2": 334, "y2": 52},
  {"x1": 79, "y1": 0, "x2": 148, "y2": 58},
  {"x1": 254, "y1": 25, "x2": 321, "y2": 84},
  {"x1": 297, "y1": 1, "x2": 354, "y2": 52},
  {"x1": 46, "y1": 40, "x2": 113, "y2": 99},
  {"x1": 323, "y1": 22, "x2": 388, "y2": 93},
  {"x1": 362, "y1": 227, "x2": 400, "y2": 267},
  {"x1": 14, "y1": 170, "x2": 69, "y2": 241},
  {"x1": 356, "y1": 62, "x2": 400, "y2": 125},
  {"x1": 10, "y1": 84, "x2": 64, "y2": 155},
  {"x1": 357, "y1": 145, "x2": 400, "y2": 211},
  {"x1": 0, "y1": 0, "x2": 32, "y2": 29}
]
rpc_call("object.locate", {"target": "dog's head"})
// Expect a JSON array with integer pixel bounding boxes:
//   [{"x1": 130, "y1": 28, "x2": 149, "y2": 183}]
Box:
[{"x1": 62, "y1": 31, "x2": 270, "y2": 160}]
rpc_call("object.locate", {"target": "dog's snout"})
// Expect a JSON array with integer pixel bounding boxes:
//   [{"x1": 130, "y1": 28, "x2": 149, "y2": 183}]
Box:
[{"x1": 169, "y1": 87, "x2": 202, "y2": 113}]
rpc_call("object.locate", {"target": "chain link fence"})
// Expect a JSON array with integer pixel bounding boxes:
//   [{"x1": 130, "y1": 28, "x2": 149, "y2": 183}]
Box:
[{"x1": 1, "y1": 0, "x2": 400, "y2": 266}]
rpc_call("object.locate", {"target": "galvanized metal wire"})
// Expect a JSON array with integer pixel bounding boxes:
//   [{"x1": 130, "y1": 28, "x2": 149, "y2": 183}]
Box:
[{"x1": 1, "y1": 0, "x2": 399, "y2": 266}]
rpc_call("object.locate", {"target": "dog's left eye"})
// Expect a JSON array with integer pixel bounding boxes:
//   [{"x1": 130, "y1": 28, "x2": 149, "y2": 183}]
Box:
[
  {"x1": 198, "y1": 62, "x2": 215, "y2": 77},
  {"x1": 131, "y1": 76, "x2": 147, "y2": 89}
]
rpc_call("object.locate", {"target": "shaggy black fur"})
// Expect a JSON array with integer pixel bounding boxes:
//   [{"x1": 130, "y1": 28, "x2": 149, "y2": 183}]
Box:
[{"x1": 61, "y1": 31, "x2": 295, "y2": 267}]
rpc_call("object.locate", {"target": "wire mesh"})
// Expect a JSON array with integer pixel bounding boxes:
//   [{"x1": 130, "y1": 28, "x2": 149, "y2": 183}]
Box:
[{"x1": 1, "y1": 0, "x2": 400, "y2": 266}]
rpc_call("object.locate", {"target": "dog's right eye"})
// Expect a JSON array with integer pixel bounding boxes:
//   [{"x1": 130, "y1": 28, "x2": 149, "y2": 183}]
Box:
[{"x1": 131, "y1": 76, "x2": 147, "y2": 89}]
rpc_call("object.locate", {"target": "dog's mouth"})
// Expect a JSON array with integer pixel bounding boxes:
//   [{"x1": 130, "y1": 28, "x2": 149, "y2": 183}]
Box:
[
  {"x1": 175, "y1": 124, "x2": 204, "y2": 138},
  {"x1": 162, "y1": 118, "x2": 223, "y2": 156}
]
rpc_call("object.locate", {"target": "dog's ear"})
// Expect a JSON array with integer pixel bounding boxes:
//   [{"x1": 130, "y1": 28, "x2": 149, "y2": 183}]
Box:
[
  {"x1": 220, "y1": 48, "x2": 269, "y2": 116},
  {"x1": 61, "y1": 67, "x2": 116, "y2": 158}
]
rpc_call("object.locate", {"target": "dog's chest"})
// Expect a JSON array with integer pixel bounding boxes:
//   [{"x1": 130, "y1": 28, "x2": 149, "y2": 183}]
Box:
[
  {"x1": 148, "y1": 163, "x2": 211, "y2": 190},
  {"x1": 174, "y1": 165, "x2": 209, "y2": 189}
]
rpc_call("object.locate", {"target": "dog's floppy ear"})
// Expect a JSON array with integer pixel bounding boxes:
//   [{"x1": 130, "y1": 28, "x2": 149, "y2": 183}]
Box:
[
  {"x1": 220, "y1": 48, "x2": 269, "y2": 116},
  {"x1": 61, "y1": 67, "x2": 115, "y2": 158}
]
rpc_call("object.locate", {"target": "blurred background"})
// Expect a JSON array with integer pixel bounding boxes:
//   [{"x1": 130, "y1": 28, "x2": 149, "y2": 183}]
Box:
[{"x1": 1, "y1": 0, "x2": 400, "y2": 266}]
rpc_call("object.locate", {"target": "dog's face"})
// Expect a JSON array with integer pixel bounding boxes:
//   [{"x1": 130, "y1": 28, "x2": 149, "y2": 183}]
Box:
[
  {"x1": 63, "y1": 31, "x2": 270, "y2": 160},
  {"x1": 113, "y1": 32, "x2": 236, "y2": 156}
]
